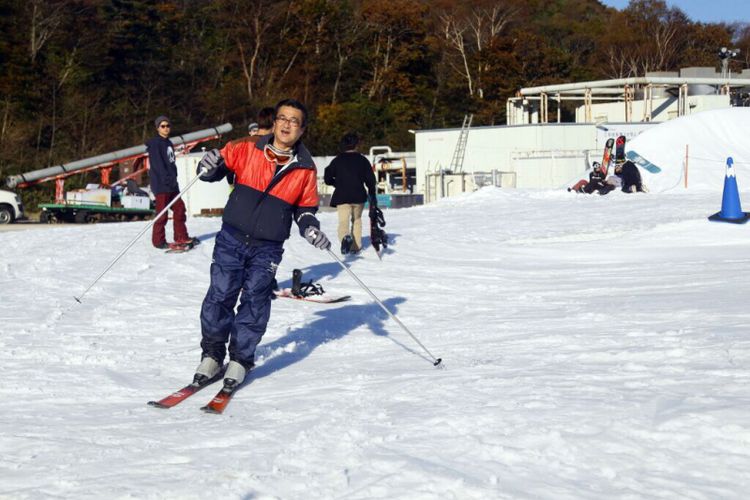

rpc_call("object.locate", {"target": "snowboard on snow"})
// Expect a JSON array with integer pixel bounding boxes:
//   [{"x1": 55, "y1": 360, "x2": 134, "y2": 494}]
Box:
[
  {"x1": 625, "y1": 151, "x2": 662, "y2": 174},
  {"x1": 273, "y1": 268, "x2": 350, "y2": 303},
  {"x1": 274, "y1": 288, "x2": 351, "y2": 303}
]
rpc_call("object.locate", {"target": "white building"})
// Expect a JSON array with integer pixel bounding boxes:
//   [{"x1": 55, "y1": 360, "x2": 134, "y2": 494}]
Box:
[
  {"x1": 413, "y1": 68, "x2": 750, "y2": 201},
  {"x1": 176, "y1": 153, "x2": 231, "y2": 217}
]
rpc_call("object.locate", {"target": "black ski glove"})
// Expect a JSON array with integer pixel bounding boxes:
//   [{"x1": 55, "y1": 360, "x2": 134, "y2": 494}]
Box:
[{"x1": 197, "y1": 149, "x2": 224, "y2": 177}]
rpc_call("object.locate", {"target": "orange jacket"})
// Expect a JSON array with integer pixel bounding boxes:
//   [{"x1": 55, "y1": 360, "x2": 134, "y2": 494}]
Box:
[{"x1": 204, "y1": 134, "x2": 320, "y2": 244}]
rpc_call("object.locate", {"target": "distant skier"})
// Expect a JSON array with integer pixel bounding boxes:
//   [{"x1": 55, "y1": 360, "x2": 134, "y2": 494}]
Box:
[{"x1": 615, "y1": 161, "x2": 647, "y2": 193}]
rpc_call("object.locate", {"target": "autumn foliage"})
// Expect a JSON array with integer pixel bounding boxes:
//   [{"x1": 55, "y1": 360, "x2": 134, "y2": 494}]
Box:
[{"x1": 0, "y1": 0, "x2": 747, "y2": 206}]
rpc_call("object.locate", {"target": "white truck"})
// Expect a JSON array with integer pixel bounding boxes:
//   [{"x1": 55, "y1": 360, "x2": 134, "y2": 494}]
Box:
[{"x1": 0, "y1": 189, "x2": 24, "y2": 224}]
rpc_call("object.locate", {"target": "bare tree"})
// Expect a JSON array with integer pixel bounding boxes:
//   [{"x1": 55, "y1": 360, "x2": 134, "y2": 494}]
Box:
[
  {"x1": 440, "y1": 6, "x2": 514, "y2": 98},
  {"x1": 331, "y1": 18, "x2": 363, "y2": 104},
  {"x1": 230, "y1": 0, "x2": 274, "y2": 101},
  {"x1": 608, "y1": 0, "x2": 690, "y2": 76},
  {"x1": 366, "y1": 26, "x2": 395, "y2": 99},
  {"x1": 29, "y1": 0, "x2": 65, "y2": 64},
  {"x1": 48, "y1": 45, "x2": 79, "y2": 163}
]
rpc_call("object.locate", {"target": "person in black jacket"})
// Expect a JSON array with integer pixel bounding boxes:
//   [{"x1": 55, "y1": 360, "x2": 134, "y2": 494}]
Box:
[
  {"x1": 582, "y1": 162, "x2": 615, "y2": 195},
  {"x1": 146, "y1": 115, "x2": 194, "y2": 249},
  {"x1": 568, "y1": 162, "x2": 614, "y2": 195},
  {"x1": 615, "y1": 160, "x2": 646, "y2": 193},
  {"x1": 324, "y1": 132, "x2": 377, "y2": 254}
]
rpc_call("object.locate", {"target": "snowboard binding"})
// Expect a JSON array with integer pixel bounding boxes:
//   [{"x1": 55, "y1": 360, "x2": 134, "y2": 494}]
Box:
[{"x1": 291, "y1": 268, "x2": 325, "y2": 298}]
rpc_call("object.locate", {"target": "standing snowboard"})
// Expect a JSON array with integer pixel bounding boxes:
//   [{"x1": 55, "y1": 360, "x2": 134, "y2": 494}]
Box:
[
  {"x1": 614, "y1": 135, "x2": 626, "y2": 165},
  {"x1": 601, "y1": 138, "x2": 615, "y2": 175}
]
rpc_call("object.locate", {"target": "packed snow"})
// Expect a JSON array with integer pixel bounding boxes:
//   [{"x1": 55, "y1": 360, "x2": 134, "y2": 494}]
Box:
[
  {"x1": 2, "y1": 185, "x2": 750, "y2": 499},
  {"x1": 627, "y1": 108, "x2": 750, "y2": 193}
]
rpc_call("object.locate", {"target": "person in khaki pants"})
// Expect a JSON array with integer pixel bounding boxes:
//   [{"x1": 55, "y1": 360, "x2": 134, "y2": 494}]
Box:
[{"x1": 324, "y1": 132, "x2": 378, "y2": 255}]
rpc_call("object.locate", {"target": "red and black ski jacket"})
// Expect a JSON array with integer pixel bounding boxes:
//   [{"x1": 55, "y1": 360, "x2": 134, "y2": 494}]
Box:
[{"x1": 202, "y1": 134, "x2": 320, "y2": 244}]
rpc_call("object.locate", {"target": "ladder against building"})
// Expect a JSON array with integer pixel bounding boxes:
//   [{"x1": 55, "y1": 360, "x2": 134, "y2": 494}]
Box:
[{"x1": 449, "y1": 114, "x2": 473, "y2": 173}]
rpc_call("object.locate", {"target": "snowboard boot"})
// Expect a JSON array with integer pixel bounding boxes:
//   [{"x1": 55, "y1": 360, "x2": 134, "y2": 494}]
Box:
[
  {"x1": 193, "y1": 356, "x2": 220, "y2": 386},
  {"x1": 291, "y1": 268, "x2": 303, "y2": 297},
  {"x1": 340, "y1": 235, "x2": 353, "y2": 255},
  {"x1": 222, "y1": 360, "x2": 247, "y2": 393}
]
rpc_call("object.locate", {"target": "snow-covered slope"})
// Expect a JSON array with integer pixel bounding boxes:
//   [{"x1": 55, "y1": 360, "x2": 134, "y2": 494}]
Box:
[
  {"x1": 2, "y1": 187, "x2": 750, "y2": 499},
  {"x1": 627, "y1": 107, "x2": 750, "y2": 193}
]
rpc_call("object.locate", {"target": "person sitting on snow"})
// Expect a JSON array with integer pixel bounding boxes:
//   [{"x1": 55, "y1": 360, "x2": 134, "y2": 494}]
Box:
[
  {"x1": 568, "y1": 162, "x2": 615, "y2": 195},
  {"x1": 615, "y1": 161, "x2": 647, "y2": 193}
]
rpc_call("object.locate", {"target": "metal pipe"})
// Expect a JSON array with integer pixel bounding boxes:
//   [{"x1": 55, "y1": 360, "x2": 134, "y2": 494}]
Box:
[
  {"x1": 6, "y1": 124, "x2": 232, "y2": 188},
  {"x1": 520, "y1": 76, "x2": 750, "y2": 95}
]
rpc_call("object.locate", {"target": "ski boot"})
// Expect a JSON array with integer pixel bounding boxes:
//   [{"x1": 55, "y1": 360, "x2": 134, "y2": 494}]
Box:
[{"x1": 193, "y1": 356, "x2": 221, "y2": 386}]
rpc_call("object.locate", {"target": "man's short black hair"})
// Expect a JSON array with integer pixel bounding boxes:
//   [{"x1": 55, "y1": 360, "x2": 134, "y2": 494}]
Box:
[
  {"x1": 274, "y1": 98, "x2": 308, "y2": 127},
  {"x1": 257, "y1": 107, "x2": 274, "y2": 130},
  {"x1": 339, "y1": 132, "x2": 360, "y2": 152}
]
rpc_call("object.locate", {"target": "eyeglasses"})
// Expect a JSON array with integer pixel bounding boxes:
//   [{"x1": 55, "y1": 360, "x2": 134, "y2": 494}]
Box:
[
  {"x1": 159, "y1": 124, "x2": 171, "y2": 129},
  {"x1": 275, "y1": 116, "x2": 302, "y2": 128}
]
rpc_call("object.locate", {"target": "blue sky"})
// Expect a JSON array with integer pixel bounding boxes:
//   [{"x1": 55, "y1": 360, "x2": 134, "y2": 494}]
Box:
[{"x1": 599, "y1": 0, "x2": 748, "y2": 24}]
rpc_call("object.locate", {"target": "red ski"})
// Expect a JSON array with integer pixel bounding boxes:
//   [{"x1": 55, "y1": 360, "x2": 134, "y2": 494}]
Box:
[
  {"x1": 147, "y1": 364, "x2": 224, "y2": 409},
  {"x1": 201, "y1": 376, "x2": 250, "y2": 414},
  {"x1": 200, "y1": 388, "x2": 236, "y2": 414},
  {"x1": 148, "y1": 384, "x2": 204, "y2": 409}
]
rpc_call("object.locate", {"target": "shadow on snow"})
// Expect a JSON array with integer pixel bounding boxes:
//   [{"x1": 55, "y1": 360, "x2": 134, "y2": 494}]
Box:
[{"x1": 251, "y1": 295, "x2": 430, "y2": 379}]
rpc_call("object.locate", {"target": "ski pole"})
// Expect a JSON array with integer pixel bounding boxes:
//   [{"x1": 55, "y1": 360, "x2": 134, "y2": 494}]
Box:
[
  {"x1": 74, "y1": 167, "x2": 208, "y2": 304},
  {"x1": 325, "y1": 247, "x2": 443, "y2": 367}
]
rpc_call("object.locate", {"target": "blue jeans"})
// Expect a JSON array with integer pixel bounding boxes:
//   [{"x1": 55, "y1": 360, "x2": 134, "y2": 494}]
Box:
[{"x1": 199, "y1": 229, "x2": 283, "y2": 367}]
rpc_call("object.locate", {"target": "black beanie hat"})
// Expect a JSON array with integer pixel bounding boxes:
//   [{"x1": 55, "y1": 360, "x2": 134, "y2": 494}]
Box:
[{"x1": 154, "y1": 115, "x2": 171, "y2": 128}]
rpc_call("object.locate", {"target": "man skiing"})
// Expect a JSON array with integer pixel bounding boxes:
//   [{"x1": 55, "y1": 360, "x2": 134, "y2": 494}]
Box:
[{"x1": 192, "y1": 98, "x2": 331, "y2": 392}]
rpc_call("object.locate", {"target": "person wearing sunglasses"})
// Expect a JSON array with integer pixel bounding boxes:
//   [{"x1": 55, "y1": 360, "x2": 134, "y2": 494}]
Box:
[
  {"x1": 190, "y1": 98, "x2": 331, "y2": 390},
  {"x1": 145, "y1": 115, "x2": 196, "y2": 250}
]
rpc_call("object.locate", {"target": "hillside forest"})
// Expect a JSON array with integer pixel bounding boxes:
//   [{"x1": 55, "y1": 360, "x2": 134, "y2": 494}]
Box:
[{"x1": 1, "y1": 0, "x2": 748, "y2": 208}]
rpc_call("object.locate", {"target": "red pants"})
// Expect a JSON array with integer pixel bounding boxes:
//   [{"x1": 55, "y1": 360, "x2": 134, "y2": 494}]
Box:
[{"x1": 152, "y1": 192, "x2": 189, "y2": 246}]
